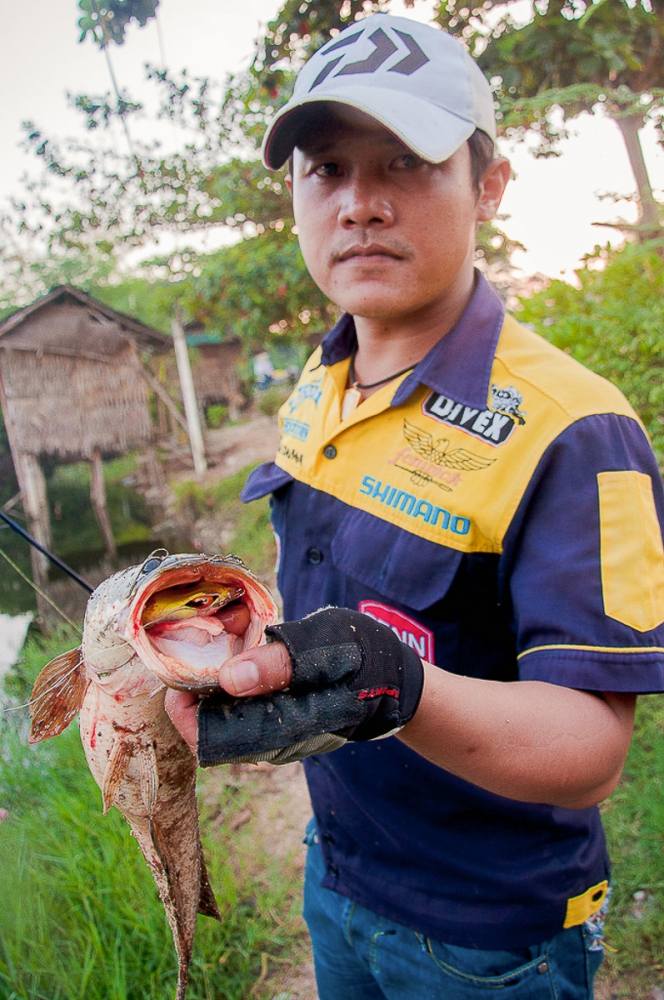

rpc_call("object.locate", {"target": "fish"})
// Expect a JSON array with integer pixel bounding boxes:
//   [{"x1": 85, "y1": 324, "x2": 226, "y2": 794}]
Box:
[{"x1": 28, "y1": 550, "x2": 278, "y2": 1000}]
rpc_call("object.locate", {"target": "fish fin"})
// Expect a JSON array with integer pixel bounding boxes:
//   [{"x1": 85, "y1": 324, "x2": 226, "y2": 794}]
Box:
[
  {"x1": 198, "y1": 855, "x2": 221, "y2": 921},
  {"x1": 138, "y1": 743, "x2": 159, "y2": 816},
  {"x1": 102, "y1": 737, "x2": 134, "y2": 814},
  {"x1": 29, "y1": 647, "x2": 87, "y2": 744}
]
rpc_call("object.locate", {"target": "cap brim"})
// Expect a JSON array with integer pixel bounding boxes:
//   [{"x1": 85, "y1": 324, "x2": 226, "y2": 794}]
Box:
[{"x1": 262, "y1": 88, "x2": 476, "y2": 170}]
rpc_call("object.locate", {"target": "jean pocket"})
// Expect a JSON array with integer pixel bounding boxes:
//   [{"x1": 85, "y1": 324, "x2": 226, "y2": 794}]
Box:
[
  {"x1": 302, "y1": 816, "x2": 319, "y2": 847},
  {"x1": 422, "y1": 937, "x2": 555, "y2": 995}
]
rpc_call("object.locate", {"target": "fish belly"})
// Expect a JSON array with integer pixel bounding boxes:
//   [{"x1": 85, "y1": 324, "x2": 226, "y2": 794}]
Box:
[{"x1": 80, "y1": 683, "x2": 217, "y2": 1000}]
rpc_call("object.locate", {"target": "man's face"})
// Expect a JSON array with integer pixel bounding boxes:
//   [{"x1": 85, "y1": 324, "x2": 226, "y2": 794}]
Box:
[{"x1": 288, "y1": 106, "x2": 501, "y2": 324}]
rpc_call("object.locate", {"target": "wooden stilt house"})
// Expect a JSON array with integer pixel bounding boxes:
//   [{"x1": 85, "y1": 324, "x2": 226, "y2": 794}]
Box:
[{"x1": 0, "y1": 285, "x2": 168, "y2": 586}]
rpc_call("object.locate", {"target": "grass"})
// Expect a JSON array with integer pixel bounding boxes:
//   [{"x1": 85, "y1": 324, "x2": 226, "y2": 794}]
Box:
[
  {"x1": 0, "y1": 634, "x2": 302, "y2": 1000},
  {"x1": 598, "y1": 695, "x2": 664, "y2": 996}
]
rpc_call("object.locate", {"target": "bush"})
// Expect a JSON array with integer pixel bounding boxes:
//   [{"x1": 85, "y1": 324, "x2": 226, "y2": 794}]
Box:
[
  {"x1": 206, "y1": 403, "x2": 229, "y2": 429},
  {"x1": 256, "y1": 384, "x2": 291, "y2": 418},
  {"x1": 517, "y1": 240, "x2": 664, "y2": 466}
]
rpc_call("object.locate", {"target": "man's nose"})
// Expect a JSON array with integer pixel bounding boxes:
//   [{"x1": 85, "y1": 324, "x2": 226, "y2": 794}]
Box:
[{"x1": 337, "y1": 177, "x2": 395, "y2": 228}]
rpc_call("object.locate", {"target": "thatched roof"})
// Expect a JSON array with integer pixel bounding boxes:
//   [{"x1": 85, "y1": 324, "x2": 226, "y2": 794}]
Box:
[
  {"x1": 0, "y1": 285, "x2": 168, "y2": 356},
  {"x1": 0, "y1": 286, "x2": 166, "y2": 460}
]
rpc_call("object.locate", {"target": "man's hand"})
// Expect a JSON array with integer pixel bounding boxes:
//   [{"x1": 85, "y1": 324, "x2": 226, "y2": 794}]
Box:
[
  {"x1": 217, "y1": 639, "x2": 294, "y2": 696},
  {"x1": 196, "y1": 608, "x2": 425, "y2": 767},
  {"x1": 164, "y1": 689, "x2": 199, "y2": 754},
  {"x1": 163, "y1": 641, "x2": 294, "y2": 758}
]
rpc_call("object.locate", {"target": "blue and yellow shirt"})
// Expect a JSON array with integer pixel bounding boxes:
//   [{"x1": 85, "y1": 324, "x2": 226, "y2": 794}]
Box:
[{"x1": 243, "y1": 272, "x2": 664, "y2": 948}]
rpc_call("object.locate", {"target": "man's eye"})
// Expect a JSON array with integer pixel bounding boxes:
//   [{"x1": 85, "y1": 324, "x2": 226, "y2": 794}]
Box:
[
  {"x1": 313, "y1": 162, "x2": 340, "y2": 177},
  {"x1": 393, "y1": 153, "x2": 420, "y2": 169}
]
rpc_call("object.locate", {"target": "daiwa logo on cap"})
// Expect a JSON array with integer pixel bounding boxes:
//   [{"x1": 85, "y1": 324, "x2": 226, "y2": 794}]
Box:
[{"x1": 310, "y1": 26, "x2": 430, "y2": 90}]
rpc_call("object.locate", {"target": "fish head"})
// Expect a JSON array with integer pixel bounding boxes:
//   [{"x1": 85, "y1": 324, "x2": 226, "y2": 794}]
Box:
[
  {"x1": 120, "y1": 550, "x2": 277, "y2": 691},
  {"x1": 81, "y1": 566, "x2": 162, "y2": 698}
]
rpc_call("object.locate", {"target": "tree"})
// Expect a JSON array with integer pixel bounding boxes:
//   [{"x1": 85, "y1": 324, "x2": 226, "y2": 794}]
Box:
[
  {"x1": 517, "y1": 238, "x2": 664, "y2": 463},
  {"x1": 433, "y1": 0, "x2": 663, "y2": 240},
  {"x1": 1, "y1": 0, "x2": 519, "y2": 315},
  {"x1": 76, "y1": 0, "x2": 160, "y2": 48}
]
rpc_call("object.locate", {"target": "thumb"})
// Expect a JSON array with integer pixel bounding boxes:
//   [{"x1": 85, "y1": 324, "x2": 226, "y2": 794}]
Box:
[{"x1": 218, "y1": 641, "x2": 293, "y2": 697}]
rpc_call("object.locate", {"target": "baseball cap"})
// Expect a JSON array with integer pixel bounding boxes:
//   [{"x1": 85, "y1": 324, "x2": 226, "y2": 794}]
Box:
[{"x1": 262, "y1": 13, "x2": 496, "y2": 170}]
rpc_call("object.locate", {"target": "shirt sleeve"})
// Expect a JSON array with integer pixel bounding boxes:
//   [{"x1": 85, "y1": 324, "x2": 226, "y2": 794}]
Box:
[{"x1": 502, "y1": 412, "x2": 664, "y2": 694}]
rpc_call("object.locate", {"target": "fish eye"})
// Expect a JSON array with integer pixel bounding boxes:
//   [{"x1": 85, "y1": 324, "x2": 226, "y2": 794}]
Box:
[
  {"x1": 142, "y1": 558, "x2": 162, "y2": 575},
  {"x1": 140, "y1": 549, "x2": 169, "y2": 575}
]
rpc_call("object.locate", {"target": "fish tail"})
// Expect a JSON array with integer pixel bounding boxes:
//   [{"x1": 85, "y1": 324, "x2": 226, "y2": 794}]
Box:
[{"x1": 176, "y1": 963, "x2": 189, "y2": 1000}]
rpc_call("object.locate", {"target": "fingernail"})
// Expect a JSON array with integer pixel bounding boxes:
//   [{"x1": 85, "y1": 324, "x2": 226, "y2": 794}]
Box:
[{"x1": 225, "y1": 660, "x2": 259, "y2": 695}]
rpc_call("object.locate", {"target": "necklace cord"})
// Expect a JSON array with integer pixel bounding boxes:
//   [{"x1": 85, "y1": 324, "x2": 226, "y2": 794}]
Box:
[{"x1": 348, "y1": 353, "x2": 417, "y2": 391}]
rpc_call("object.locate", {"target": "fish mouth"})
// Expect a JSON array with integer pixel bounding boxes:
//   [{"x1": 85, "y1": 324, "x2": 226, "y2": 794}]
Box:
[{"x1": 125, "y1": 555, "x2": 277, "y2": 691}]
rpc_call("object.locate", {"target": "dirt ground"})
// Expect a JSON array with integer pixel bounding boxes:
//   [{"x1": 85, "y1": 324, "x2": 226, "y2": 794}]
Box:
[
  {"x1": 201, "y1": 761, "x2": 317, "y2": 1000},
  {"x1": 188, "y1": 414, "x2": 281, "y2": 483}
]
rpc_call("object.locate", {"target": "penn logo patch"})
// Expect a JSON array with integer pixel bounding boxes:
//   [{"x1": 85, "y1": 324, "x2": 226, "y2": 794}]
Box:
[
  {"x1": 359, "y1": 601, "x2": 434, "y2": 662},
  {"x1": 423, "y1": 385, "x2": 526, "y2": 446}
]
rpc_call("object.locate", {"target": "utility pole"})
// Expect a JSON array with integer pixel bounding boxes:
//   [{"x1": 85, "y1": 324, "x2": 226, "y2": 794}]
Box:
[{"x1": 171, "y1": 306, "x2": 207, "y2": 477}]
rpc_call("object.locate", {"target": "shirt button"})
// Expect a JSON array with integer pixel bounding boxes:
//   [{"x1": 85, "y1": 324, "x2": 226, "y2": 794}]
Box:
[
  {"x1": 537, "y1": 962, "x2": 549, "y2": 975},
  {"x1": 323, "y1": 444, "x2": 337, "y2": 459},
  {"x1": 307, "y1": 547, "x2": 324, "y2": 565}
]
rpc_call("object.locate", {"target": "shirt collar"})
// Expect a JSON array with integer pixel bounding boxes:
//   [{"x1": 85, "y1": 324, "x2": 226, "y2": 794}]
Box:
[{"x1": 319, "y1": 271, "x2": 505, "y2": 411}]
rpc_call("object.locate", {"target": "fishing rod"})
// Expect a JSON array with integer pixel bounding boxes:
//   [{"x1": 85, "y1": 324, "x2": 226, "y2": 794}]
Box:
[{"x1": 0, "y1": 509, "x2": 93, "y2": 594}]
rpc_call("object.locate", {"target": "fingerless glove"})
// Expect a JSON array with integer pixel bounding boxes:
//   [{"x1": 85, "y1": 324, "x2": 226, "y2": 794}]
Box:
[{"x1": 198, "y1": 607, "x2": 425, "y2": 766}]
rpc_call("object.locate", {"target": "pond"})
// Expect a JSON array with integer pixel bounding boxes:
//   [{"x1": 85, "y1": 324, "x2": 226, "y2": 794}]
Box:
[
  {"x1": 0, "y1": 611, "x2": 32, "y2": 686},
  {"x1": 0, "y1": 532, "x2": 195, "y2": 701}
]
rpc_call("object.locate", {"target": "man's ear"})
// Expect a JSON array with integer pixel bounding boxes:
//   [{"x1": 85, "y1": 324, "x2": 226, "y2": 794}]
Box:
[{"x1": 476, "y1": 157, "x2": 511, "y2": 223}]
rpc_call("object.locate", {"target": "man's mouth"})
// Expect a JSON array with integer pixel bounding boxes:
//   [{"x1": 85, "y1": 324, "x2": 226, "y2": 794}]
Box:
[{"x1": 336, "y1": 243, "x2": 403, "y2": 262}]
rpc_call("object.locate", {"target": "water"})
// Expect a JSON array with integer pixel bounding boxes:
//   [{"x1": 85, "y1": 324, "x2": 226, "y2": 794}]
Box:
[
  {"x1": 0, "y1": 526, "x2": 193, "y2": 694},
  {"x1": 0, "y1": 612, "x2": 32, "y2": 685}
]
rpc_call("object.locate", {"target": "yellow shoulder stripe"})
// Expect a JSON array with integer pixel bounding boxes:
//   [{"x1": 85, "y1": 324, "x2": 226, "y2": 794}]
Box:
[{"x1": 518, "y1": 644, "x2": 664, "y2": 660}]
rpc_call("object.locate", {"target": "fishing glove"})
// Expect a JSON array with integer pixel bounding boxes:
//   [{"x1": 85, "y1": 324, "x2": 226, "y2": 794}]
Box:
[{"x1": 197, "y1": 607, "x2": 424, "y2": 766}]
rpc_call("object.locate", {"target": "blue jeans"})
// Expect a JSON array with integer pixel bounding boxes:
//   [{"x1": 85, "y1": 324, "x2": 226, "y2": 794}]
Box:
[{"x1": 303, "y1": 821, "x2": 604, "y2": 999}]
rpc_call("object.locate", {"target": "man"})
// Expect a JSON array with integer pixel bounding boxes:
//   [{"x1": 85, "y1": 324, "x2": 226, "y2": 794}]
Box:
[{"x1": 167, "y1": 14, "x2": 664, "y2": 998}]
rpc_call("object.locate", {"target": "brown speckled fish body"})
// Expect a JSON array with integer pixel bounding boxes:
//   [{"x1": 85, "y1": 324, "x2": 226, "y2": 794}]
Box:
[{"x1": 29, "y1": 552, "x2": 277, "y2": 1000}]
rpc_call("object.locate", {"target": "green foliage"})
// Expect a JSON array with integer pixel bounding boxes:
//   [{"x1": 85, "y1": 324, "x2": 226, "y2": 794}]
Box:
[
  {"x1": 77, "y1": 0, "x2": 160, "y2": 47},
  {"x1": 0, "y1": 455, "x2": 152, "y2": 616},
  {"x1": 89, "y1": 273, "x2": 186, "y2": 333},
  {"x1": 600, "y1": 696, "x2": 664, "y2": 992},
  {"x1": 173, "y1": 463, "x2": 274, "y2": 579},
  {"x1": 257, "y1": 385, "x2": 292, "y2": 418},
  {"x1": 0, "y1": 638, "x2": 298, "y2": 1000},
  {"x1": 47, "y1": 456, "x2": 152, "y2": 559},
  {"x1": 433, "y1": 0, "x2": 662, "y2": 235},
  {"x1": 184, "y1": 228, "x2": 335, "y2": 349},
  {"x1": 434, "y1": 1, "x2": 663, "y2": 137},
  {"x1": 205, "y1": 403, "x2": 229, "y2": 429},
  {"x1": 516, "y1": 240, "x2": 664, "y2": 464}
]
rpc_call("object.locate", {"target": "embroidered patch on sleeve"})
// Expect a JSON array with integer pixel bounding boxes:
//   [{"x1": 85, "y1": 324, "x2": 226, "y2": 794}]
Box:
[{"x1": 598, "y1": 471, "x2": 664, "y2": 633}]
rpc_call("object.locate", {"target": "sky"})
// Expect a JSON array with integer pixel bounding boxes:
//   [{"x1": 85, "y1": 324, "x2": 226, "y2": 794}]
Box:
[{"x1": 1, "y1": 0, "x2": 662, "y2": 281}]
